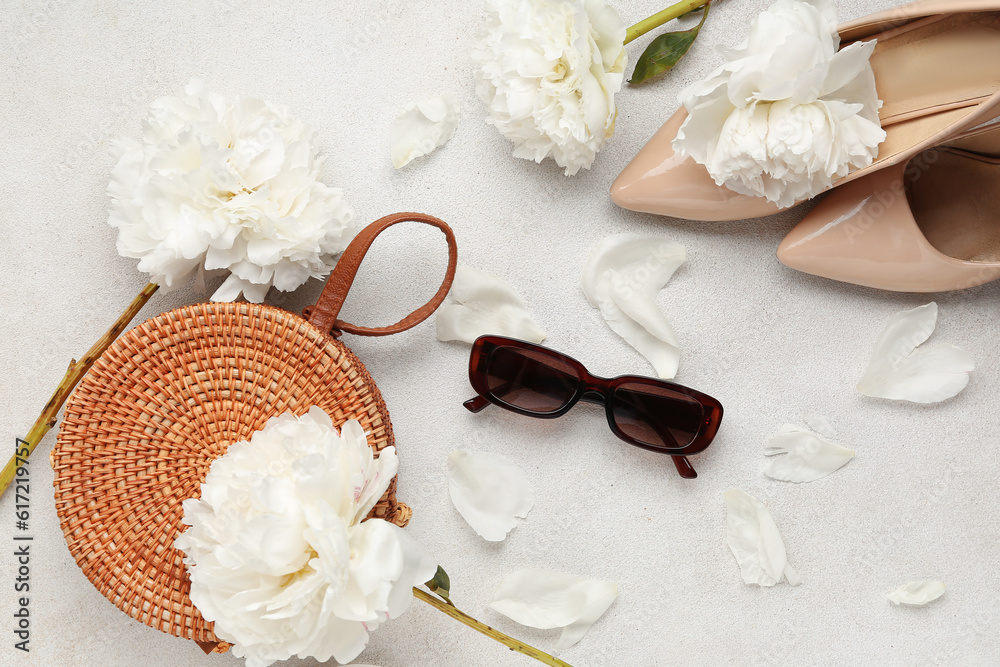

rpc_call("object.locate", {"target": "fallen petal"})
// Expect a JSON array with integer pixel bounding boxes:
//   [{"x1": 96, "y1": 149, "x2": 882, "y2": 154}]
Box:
[
  {"x1": 857, "y1": 303, "x2": 974, "y2": 403},
  {"x1": 436, "y1": 265, "x2": 546, "y2": 344},
  {"x1": 552, "y1": 580, "x2": 619, "y2": 652},
  {"x1": 391, "y1": 93, "x2": 460, "y2": 168},
  {"x1": 447, "y1": 450, "x2": 534, "y2": 541},
  {"x1": 595, "y1": 282, "x2": 679, "y2": 378},
  {"x1": 490, "y1": 568, "x2": 617, "y2": 651},
  {"x1": 887, "y1": 580, "x2": 945, "y2": 606},
  {"x1": 725, "y1": 489, "x2": 800, "y2": 587},
  {"x1": 802, "y1": 414, "x2": 836, "y2": 438},
  {"x1": 763, "y1": 423, "x2": 855, "y2": 483},
  {"x1": 581, "y1": 235, "x2": 686, "y2": 379}
]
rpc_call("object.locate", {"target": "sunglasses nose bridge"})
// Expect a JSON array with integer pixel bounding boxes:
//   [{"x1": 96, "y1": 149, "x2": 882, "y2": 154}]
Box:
[
  {"x1": 577, "y1": 369, "x2": 614, "y2": 405},
  {"x1": 578, "y1": 388, "x2": 606, "y2": 405}
]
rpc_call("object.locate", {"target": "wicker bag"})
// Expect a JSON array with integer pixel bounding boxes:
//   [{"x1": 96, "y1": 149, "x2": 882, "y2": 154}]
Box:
[{"x1": 51, "y1": 212, "x2": 457, "y2": 653}]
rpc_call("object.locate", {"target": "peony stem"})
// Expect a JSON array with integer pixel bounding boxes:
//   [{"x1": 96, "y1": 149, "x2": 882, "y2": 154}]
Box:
[
  {"x1": 413, "y1": 588, "x2": 573, "y2": 667},
  {"x1": 0, "y1": 282, "x2": 159, "y2": 499},
  {"x1": 624, "y1": 0, "x2": 711, "y2": 44}
]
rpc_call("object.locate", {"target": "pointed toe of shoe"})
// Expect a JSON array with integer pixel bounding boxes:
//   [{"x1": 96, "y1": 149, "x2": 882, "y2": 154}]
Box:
[
  {"x1": 610, "y1": 110, "x2": 784, "y2": 222},
  {"x1": 777, "y1": 165, "x2": 988, "y2": 292}
]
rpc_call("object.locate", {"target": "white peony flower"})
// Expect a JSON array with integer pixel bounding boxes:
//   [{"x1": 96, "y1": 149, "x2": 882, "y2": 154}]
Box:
[
  {"x1": 175, "y1": 407, "x2": 436, "y2": 667},
  {"x1": 672, "y1": 0, "x2": 886, "y2": 207},
  {"x1": 108, "y1": 80, "x2": 355, "y2": 302},
  {"x1": 473, "y1": 0, "x2": 627, "y2": 176}
]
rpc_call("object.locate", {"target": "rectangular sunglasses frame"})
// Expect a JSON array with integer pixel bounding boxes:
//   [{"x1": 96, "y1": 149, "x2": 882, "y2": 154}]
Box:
[{"x1": 463, "y1": 335, "x2": 723, "y2": 479}]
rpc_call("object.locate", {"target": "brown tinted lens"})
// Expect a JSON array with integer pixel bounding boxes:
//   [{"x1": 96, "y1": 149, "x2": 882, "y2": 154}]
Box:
[
  {"x1": 611, "y1": 381, "x2": 704, "y2": 449},
  {"x1": 485, "y1": 346, "x2": 581, "y2": 413}
]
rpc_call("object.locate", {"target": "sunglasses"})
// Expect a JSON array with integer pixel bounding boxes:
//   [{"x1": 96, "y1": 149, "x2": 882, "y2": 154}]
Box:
[{"x1": 463, "y1": 336, "x2": 724, "y2": 479}]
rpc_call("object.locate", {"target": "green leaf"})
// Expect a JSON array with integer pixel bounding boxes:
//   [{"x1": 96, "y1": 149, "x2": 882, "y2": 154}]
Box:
[
  {"x1": 628, "y1": 3, "x2": 710, "y2": 85},
  {"x1": 425, "y1": 565, "x2": 451, "y2": 600}
]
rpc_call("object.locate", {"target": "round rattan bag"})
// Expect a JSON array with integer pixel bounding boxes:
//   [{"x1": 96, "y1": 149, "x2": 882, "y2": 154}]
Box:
[{"x1": 51, "y1": 212, "x2": 457, "y2": 653}]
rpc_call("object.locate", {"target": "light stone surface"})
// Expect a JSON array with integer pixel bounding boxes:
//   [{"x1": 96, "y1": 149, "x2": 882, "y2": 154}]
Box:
[{"x1": 2, "y1": 1, "x2": 998, "y2": 665}]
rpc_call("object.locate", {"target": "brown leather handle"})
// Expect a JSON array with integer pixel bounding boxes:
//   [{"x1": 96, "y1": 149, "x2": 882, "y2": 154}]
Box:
[{"x1": 305, "y1": 212, "x2": 458, "y2": 338}]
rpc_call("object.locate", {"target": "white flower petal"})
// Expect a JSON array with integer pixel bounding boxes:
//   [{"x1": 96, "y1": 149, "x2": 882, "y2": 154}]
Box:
[
  {"x1": 887, "y1": 580, "x2": 946, "y2": 606},
  {"x1": 673, "y1": 0, "x2": 885, "y2": 206},
  {"x1": 447, "y1": 449, "x2": 534, "y2": 541},
  {"x1": 490, "y1": 568, "x2": 617, "y2": 650},
  {"x1": 211, "y1": 273, "x2": 250, "y2": 302},
  {"x1": 551, "y1": 580, "x2": 619, "y2": 652},
  {"x1": 581, "y1": 235, "x2": 685, "y2": 379},
  {"x1": 764, "y1": 423, "x2": 855, "y2": 483},
  {"x1": 344, "y1": 519, "x2": 438, "y2": 625},
  {"x1": 580, "y1": 235, "x2": 686, "y2": 305},
  {"x1": 109, "y1": 79, "x2": 355, "y2": 300},
  {"x1": 391, "y1": 93, "x2": 461, "y2": 168},
  {"x1": 724, "y1": 489, "x2": 800, "y2": 587},
  {"x1": 472, "y1": 0, "x2": 627, "y2": 176},
  {"x1": 802, "y1": 414, "x2": 836, "y2": 438},
  {"x1": 383, "y1": 524, "x2": 439, "y2": 619},
  {"x1": 598, "y1": 287, "x2": 680, "y2": 379},
  {"x1": 352, "y1": 447, "x2": 399, "y2": 526},
  {"x1": 436, "y1": 265, "x2": 546, "y2": 344},
  {"x1": 857, "y1": 302, "x2": 974, "y2": 403}
]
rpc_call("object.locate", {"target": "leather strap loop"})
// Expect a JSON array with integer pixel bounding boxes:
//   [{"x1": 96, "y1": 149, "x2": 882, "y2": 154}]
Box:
[{"x1": 306, "y1": 212, "x2": 458, "y2": 338}]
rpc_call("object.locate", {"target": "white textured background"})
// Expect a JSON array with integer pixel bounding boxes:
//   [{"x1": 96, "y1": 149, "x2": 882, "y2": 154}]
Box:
[{"x1": 2, "y1": 1, "x2": 999, "y2": 665}]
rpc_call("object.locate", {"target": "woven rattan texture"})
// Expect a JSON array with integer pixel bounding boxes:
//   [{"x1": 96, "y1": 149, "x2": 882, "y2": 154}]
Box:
[{"x1": 51, "y1": 302, "x2": 409, "y2": 646}]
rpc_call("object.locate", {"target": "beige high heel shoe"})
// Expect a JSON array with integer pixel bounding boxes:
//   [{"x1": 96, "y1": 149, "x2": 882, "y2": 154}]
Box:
[
  {"x1": 611, "y1": 1, "x2": 1000, "y2": 221},
  {"x1": 776, "y1": 122, "x2": 1000, "y2": 292}
]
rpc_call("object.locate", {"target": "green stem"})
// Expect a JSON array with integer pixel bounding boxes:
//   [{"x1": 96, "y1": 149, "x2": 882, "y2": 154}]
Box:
[
  {"x1": 0, "y1": 282, "x2": 159, "y2": 499},
  {"x1": 413, "y1": 588, "x2": 573, "y2": 667},
  {"x1": 625, "y1": 0, "x2": 711, "y2": 44}
]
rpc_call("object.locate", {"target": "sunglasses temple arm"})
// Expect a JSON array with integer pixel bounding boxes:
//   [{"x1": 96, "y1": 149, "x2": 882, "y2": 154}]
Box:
[
  {"x1": 638, "y1": 411, "x2": 697, "y2": 478},
  {"x1": 671, "y1": 455, "x2": 697, "y2": 479},
  {"x1": 463, "y1": 395, "x2": 491, "y2": 413},
  {"x1": 465, "y1": 377, "x2": 521, "y2": 413},
  {"x1": 639, "y1": 410, "x2": 697, "y2": 479}
]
